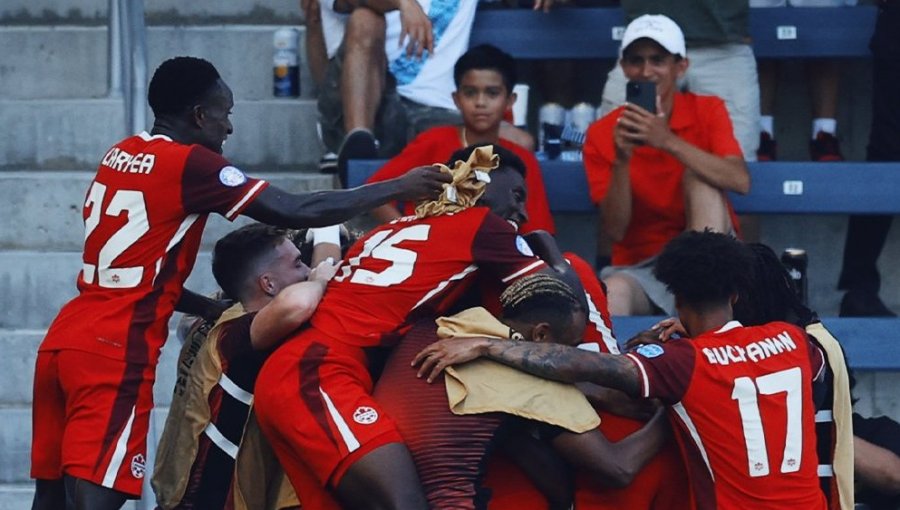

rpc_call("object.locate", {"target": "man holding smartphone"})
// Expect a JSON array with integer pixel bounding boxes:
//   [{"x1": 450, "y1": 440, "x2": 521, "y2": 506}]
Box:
[{"x1": 583, "y1": 14, "x2": 750, "y2": 317}]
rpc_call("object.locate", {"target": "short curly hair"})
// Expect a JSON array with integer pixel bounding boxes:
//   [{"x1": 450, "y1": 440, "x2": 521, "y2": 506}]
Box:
[
  {"x1": 148, "y1": 56, "x2": 221, "y2": 117},
  {"x1": 654, "y1": 230, "x2": 755, "y2": 311}
]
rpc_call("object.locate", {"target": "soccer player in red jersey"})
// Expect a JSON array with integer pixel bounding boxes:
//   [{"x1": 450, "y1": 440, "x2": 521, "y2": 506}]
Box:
[
  {"x1": 366, "y1": 44, "x2": 555, "y2": 234},
  {"x1": 254, "y1": 145, "x2": 579, "y2": 510},
  {"x1": 415, "y1": 231, "x2": 828, "y2": 510},
  {"x1": 479, "y1": 253, "x2": 689, "y2": 510},
  {"x1": 374, "y1": 273, "x2": 669, "y2": 509},
  {"x1": 29, "y1": 56, "x2": 450, "y2": 510}
]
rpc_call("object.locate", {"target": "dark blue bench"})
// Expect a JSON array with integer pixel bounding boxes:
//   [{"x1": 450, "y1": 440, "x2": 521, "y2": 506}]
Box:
[
  {"x1": 347, "y1": 160, "x2": 900, "y2": 215},
  {"x1": 470, "y1": 6, "x2": 877, "y2": 59},
  {"x1": 612, "y1": 316, "x2": 900, "y2": 372}
]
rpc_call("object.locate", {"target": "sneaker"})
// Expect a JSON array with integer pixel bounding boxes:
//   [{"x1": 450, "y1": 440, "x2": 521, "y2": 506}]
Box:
[
  {"x1": 839, "y1": 290, "x2": 897, "y2": 317},
  {"x1": 319, "y1": 152, "x2": 338, "y2": 174},
  {"x1": 757, "y1": 131, "x2": 777, "y2": 161},
  {"x1": 337, "y1": 129, "x2": 379, "y2": 187},
  {"x1": 810, "y1": 131, "x2": 844, "y2": 162}
]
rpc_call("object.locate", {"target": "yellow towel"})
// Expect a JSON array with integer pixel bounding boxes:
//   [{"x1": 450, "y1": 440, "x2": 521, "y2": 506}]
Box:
[
  {"x1": 806, "y1": 322, "x2": 854, "y2": 510},
  {"x1": 415, "y1": 145, "x2": 498, "y2": 218},
  {"x1": 436, "y1": 307, "x2": 601, "y2": 434}
]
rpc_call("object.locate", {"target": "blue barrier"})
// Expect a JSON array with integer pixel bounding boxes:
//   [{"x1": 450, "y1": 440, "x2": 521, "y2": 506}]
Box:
[
  {"x1": 469, "y1": 6, "x2": 877, "y2": 59},
  {"x1": 347, "y1": 160, "x2": 900, "y2": 215},
  {"x1": 611, "y1": 316, "x2": 900, "y2": 372}
]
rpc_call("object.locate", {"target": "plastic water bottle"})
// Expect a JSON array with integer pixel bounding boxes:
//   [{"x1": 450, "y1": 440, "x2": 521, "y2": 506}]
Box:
[{"x1": 273, "y1": 28, "x2": 300, "y2": 97}]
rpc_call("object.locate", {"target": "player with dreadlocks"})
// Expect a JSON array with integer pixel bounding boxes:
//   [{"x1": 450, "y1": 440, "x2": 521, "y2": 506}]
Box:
[
  {"x1": 415, "y1": 231, "x2": 829, "y2": 509},
  {"x1": 374, "y1": 273, "x2": 669, "y2": 509}
]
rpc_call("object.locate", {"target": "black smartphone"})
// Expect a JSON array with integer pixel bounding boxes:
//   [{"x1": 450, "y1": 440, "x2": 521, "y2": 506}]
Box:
[{"x1": 626, "y1": 80, "x2": 656, "y2": 114}]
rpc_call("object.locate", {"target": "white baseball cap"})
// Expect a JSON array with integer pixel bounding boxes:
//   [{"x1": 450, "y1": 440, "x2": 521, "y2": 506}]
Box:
[{"x1": 620, "y1": 14, "x2": 686, "y2": 58}]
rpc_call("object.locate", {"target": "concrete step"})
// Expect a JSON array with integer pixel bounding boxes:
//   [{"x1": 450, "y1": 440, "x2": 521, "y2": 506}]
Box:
[
  {"x1": 1, "y1": 25, "x2": 315, "y2": 100},
  {"x1": 0, "y1": 327, "x2": 181, "y2": 408},
  {"x1": 0, "y1": 171, "x2": 334, "y2": 251},
  {"x1": 0, "y1": 98, "x2": 323, "y2": 168},
  {"x1": 0, "y1": 99, "x2": 127, "y2": 169},
  {"x1": 1, "y1": 0, "x2": 302, "y2": 24},
  {"x1": 0, "y1": 483, "x2": 32, "y2": 510}
]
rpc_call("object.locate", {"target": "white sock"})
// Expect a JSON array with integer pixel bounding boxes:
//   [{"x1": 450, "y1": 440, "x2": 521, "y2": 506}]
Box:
[
  {"x1": 812, "y1": 118, "x2": 837, "y2": 138},
  {"x1": 759, "y1": 116, "x2": 774, "y2": 136}
]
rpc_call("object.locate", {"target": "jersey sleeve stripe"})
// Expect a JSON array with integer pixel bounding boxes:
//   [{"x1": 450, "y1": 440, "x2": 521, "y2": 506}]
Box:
[
  {"x1": 225, "y1": 180, "x2": 268, "y2": 220},
  {"x1": 585, "y1": 290, "x2": 619, "y2": 354},
  {"x1": 101, "y1": 405, "x2": 136, "y2": 488},
  {"x1": 319, "y1": 386, "x2": 361, "y2": 453},
  {"x1": 500, "y1": 260, "x2": 546, "y2": 283},
  {"x1": 625, "y1": 353, "x2": 651, "y2": 398},
  {"x1": 671, "y1": 402, "x2": 716, "y2": 481}
]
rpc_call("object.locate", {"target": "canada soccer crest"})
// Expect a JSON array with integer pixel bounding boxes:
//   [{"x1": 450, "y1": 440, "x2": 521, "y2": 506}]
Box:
[
  {"x1": 131, "y1": 453, "x2": 146, "y2": 479},
  {"x1": 353, "y1": 406, "x2": 379, "y2": 425}
]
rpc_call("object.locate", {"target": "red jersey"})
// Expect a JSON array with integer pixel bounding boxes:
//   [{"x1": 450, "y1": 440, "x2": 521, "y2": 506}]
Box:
[
  {"x1": 583, "y1": 93, "x2": 743, "y2": 265},
  {"x1": 627, "y1": 321, "x2": 828, "y2": 510},
  {"x1": 39, "y1": 132, "x2": 268, "y2": 365},
  {"x1": 365, "y1": 125, "x2": 555, "y2": 234},
  {"x1": 309, "y1": 207, "x2": 546, "y2": 348}
]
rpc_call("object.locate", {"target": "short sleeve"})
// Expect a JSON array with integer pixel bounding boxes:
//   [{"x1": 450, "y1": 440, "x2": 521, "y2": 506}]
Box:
[
  {"x1": 582, "y1": 113, "x2": 619, "y2": 205},
  {"x1": 703, "y1": 97, "x2": 744, "y2": 159},
  {"x1": 471, "y1": 211, "x2": 546, "y2": 284},
  {"x1": 181, "y1": 146, "x2": 268, "y2": 220},
  {"x1": 564, "y1": 252, "x2": 617, "y2": 354},
  {"x1": 625, "y1": 339, "x2": 696, "y2": 404}
]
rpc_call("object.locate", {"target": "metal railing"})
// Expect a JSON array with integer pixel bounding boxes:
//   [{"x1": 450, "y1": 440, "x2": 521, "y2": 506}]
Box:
[{"x1": 108, "y1": 0, "x2": 147, "y2": 135}]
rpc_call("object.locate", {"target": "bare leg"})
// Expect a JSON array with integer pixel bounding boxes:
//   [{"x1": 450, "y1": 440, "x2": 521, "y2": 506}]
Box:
[
  {"x1": 341, "y1": 8, "x2": 387, "y2": 133},
  {"x1": 334, "y1": 443, "x2": 428, "y2": 510},
  {"x1": 604, "y1": 273, "x2": 654, "y2": 316},
  {"x1": 683, "y1": 169, "x2": 732, "y2": 234},
  {"x1": 808, "y1": 59, "x2": 840, "y2": 120}
]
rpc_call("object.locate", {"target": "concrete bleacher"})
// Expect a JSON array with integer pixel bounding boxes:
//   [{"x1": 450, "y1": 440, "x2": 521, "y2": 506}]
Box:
[{"x1": 1, "y1": 2, "x2": 898, "y2": 508}]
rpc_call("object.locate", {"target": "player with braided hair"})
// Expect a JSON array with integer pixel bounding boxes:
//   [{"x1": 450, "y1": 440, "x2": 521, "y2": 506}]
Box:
[
  {"x1": 499, "y1": 273, "x2": 582, "y2": 342},
  {"x1": 373, "y1": 272, "x2": 669, "y2": 509},
  {"x1": 415, "y1": 231, "x2": 829, "y2": 510}
]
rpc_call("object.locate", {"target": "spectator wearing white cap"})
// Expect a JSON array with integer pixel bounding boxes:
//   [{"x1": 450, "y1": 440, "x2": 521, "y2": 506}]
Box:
[
  {"x1": 583, "y1": 14, "x2": 751, "y2": 316},
  {"x1": 599, "y1": 2, "x2": 760, "y2": 163}
]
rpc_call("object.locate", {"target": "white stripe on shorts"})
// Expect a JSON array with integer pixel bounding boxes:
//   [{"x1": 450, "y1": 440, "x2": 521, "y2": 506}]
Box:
[
  {"x1": 320, "y1": 386, "x2": 360, "y2": 452},
  {"x1": 101, "y1": 405, "x2": 136, "y2": 488}
]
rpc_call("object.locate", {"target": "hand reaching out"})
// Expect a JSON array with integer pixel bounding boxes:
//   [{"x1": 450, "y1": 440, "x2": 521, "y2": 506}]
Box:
[{"x1": 395, "y1": 165, "x2": 452, "y2": 202}]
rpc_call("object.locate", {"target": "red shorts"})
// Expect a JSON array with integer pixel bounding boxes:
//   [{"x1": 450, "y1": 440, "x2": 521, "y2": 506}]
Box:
[
  {"x1": 254, "y1": 330, "x2": 403, "y2": 495},
  {"x1": 31, "y1": 349, "x2": 156, "y2": 497}
]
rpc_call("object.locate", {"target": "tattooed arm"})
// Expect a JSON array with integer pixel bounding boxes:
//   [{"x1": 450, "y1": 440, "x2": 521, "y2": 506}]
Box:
[{"x1": 412, "y1": 337, "x2": 642, "y2": 397}]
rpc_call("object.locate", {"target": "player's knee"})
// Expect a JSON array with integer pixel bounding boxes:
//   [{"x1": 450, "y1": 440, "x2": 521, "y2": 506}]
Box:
[{"x1": 346, "y1": 9, "x2": 387, "y2": 49}]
